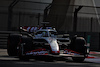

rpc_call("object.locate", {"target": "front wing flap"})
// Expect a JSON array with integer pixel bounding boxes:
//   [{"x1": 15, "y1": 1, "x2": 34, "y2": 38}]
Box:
[{"x1": 24, "y1": 48, "x2": 85, "y2": 57}]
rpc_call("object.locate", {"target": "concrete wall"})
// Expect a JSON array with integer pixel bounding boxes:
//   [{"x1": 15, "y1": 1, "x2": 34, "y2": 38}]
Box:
[
  {"x1": 0, "y1": 0, "x2": 52, "y2": 31},
  {"x1": 0, "y1": 13, "x2": 8, "y2": 31},
  {"x1": 48, "y1": 0, "x2": 100, "y2": 33},
  {"x1": 48, "y1": 0, "x2": 71, "y2": 32},
  {"x1": 0, "y1": 0, "x2": 100, "y2": 32}
]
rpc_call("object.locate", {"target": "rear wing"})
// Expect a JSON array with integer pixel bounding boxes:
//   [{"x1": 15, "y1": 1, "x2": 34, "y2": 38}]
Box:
[
  {"x1": 20, "y1": 26, "x2": 41, "y2": 32},
  {"x1": 20, "y1": 26, "x2": 54, "y2": 33}
]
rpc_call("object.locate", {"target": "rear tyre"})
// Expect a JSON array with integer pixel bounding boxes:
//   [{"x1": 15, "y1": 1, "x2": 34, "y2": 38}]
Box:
[{"x1": 7, "y1": 34, "x2": 21, "y2": 56}]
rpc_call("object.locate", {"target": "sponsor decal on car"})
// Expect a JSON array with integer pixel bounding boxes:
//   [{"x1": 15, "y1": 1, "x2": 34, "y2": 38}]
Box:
[
  {"x1": 64, "y1": 49, "x2": 80, "y2": 55},
  {"x1": 26, "y1": 48, "x2": 48, "y2": 55}
]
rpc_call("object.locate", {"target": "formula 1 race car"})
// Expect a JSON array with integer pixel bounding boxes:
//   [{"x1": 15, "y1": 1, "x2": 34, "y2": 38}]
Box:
[{"x1": 7, "y1": 25, "x2": 89, "y2": 62}]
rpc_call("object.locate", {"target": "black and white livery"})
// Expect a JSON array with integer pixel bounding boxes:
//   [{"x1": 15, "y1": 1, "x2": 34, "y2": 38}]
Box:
[{"x1": 7, "y1": 26, "x2": 89, "y2": 62}]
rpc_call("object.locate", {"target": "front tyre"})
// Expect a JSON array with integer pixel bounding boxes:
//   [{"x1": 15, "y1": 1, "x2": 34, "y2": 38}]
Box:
[
  {"x1": 18, "y1": 36, "x2": 32, "y2": 60},
  {"x1": 70, "y1": 37, "x2": 87, "y2": 62},
  {"x1": 70, "y1": 37, "x2": 87, "y2": 55}
]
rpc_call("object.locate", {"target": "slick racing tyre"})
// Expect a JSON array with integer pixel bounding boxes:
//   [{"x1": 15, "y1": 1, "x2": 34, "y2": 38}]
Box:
[
  {"x1": 70, "y1": 37, "x2": 87, "y2": 55},
  {"x1": 18, "y1": 36, "x2": 33, "y2": 60},
  {"x1": 7, "y1": 34, "x2": 22, "y2": 56},
  {"x1": 70, "y1": 37, "x2": 87, "y2": 62},
  {"x1": 20, "y1": 36, "x2": 33, "y2": 53},
  {"x1": 18, "y1": 44, "x2": 29, "y2": 61}
]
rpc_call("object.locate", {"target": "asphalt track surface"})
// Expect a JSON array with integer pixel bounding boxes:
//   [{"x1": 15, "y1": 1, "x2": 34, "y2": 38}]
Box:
[{"x1": 0, "y1": 49, "x2": 100, "y2": 67}]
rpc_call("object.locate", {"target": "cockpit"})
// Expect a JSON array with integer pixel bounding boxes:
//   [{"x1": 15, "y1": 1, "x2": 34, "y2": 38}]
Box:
[{"x1": 35, "y1": 29, "x2": 57, "y2": 37}]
